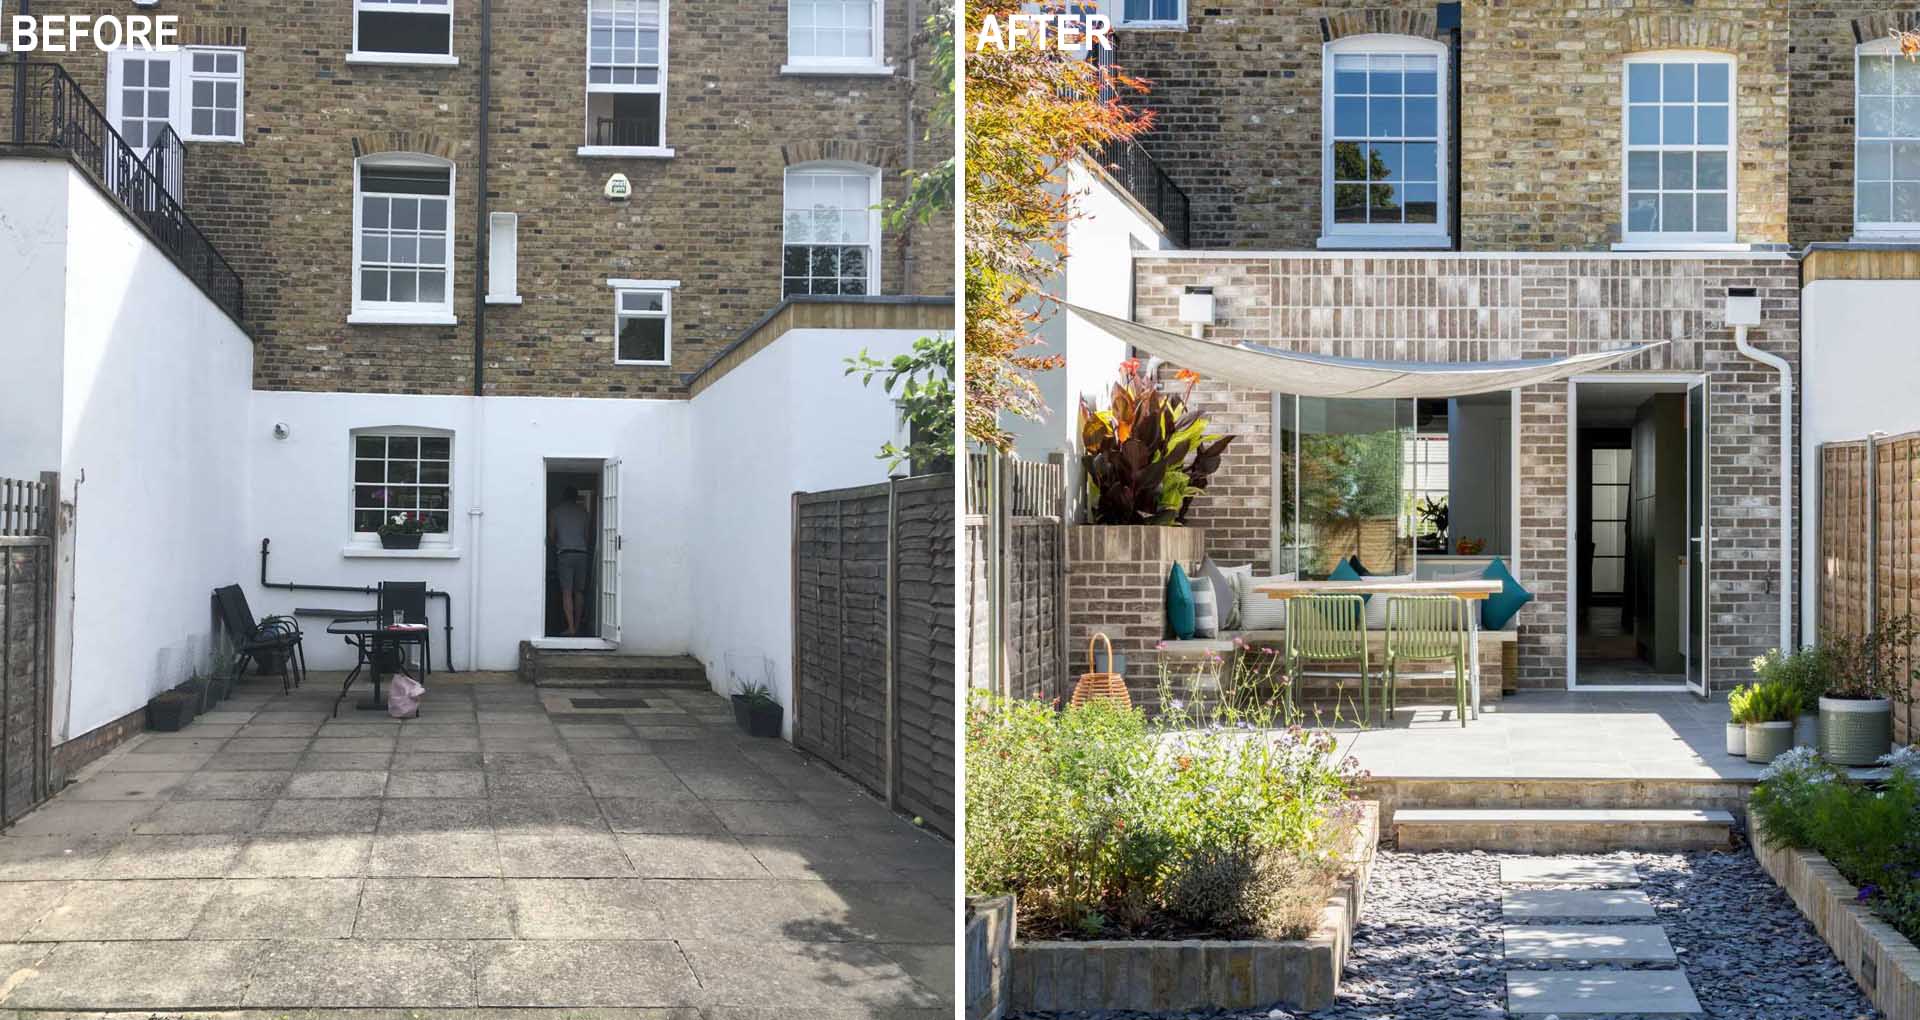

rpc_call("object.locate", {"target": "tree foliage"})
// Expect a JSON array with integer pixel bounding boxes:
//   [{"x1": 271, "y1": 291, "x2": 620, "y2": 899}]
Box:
[{"x1": 963, "y1": 0, "x2": 1154, "y2": 450}]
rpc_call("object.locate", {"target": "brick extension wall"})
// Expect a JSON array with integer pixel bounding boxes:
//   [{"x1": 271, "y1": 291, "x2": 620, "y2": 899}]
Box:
[
  {"x1": 1066, "y1": 525, "x2": 1206, "y2": 712},
  {"x1": 1134, "y1": 253, "x2": 1802, "y2": 692},
  {"x1": 28, "y1": 0, "x2": 951, "y2": 398},
  {"x1": 1107, "y1": 1, "x2": 1790, "y2": 251}
]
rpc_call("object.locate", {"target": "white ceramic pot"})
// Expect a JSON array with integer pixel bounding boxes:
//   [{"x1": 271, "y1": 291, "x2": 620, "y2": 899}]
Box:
[
  {"x1": 1745, "y1": 721, "x2": 1794, "y2": 764},
  {"x1": 1725, "y1": 721, "x2": 1747, "y2": 756}
]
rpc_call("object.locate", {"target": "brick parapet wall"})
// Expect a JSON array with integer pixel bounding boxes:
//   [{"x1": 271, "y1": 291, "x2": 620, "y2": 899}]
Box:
[
  {"x1": 1133, "y1": 253, "x2": 1802, "y2": 692},
  {"x1": 1065, "y1": 525, "x2": 1207, "y2": 712}
]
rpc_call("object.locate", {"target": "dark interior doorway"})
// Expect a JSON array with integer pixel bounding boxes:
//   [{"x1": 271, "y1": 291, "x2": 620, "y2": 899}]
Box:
[{"x1": 544, "y1": 467, "x2": 599, "y2": 639}]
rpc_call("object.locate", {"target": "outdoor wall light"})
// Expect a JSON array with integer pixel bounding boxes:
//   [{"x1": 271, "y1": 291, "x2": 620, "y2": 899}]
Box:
[
  {"x1": 272, "y1": 423, "x2": 290, "y2": 440},
  {"x1": 1178, "y1": 286, "x2": 1216, "y2": 326},
  {"x1": 1724, "y1": 287, "x2": 1761, "y2": 327}
]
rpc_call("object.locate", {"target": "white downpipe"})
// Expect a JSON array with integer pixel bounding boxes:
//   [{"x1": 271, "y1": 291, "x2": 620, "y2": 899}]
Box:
[
  {"x1": 467, "y1": 396, "x2": 485, "y2": 670},
  {"x1": 1734, "y1": 323, "x2": 1794, "y2": 650}
]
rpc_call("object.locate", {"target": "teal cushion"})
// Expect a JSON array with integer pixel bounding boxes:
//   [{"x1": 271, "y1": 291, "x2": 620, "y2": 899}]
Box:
[
  {"x1": 1328, "y1": 557, "x2": 1370, "y2": 602},
  {"x1": 1346, "y1": 554, "x2": 1372, "y2": 577},
  {"x1": 1167, "y1": 563, "x2": 1197, "y2": 640},
  {"x1": 1482, "y1": 556, "x2": 1534, "y2": 630}
]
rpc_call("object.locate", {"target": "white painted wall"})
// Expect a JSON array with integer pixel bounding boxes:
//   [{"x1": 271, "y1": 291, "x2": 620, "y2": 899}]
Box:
[
  {"x1": 8, "y1": 163, "x2": 258, "y2": 741},
  {"x1": 243, "y1": 392, "x2": 695, "y2": 673},
  {"x1": 685, "y1": 324, "x2": 934, "y2": 736},
  {"x1": 1800, "y1": 278, "x2": 1920, "y2": 641},
  {"x1": 0, "y1": 160, "x2": 71, "y2": 482}
]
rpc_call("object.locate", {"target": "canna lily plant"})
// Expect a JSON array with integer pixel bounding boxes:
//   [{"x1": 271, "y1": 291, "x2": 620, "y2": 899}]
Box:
[{"x1": 1078, "y1": 361, "x2": 1235, "y2": 525}]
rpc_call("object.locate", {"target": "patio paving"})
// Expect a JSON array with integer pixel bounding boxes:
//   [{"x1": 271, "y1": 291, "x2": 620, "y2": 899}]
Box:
[{"x1": 0, "y1": 672, "x2": 952, "y2": 1017}]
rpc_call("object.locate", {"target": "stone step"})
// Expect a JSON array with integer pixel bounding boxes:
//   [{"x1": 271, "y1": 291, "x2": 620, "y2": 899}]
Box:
[
  {"x1": 532, "y1": 653, "x2": 710, "y2": 690},
  {"x1": 1500, "y1": 856, "x2": 1641, "y2": 887},
  {"x1": 1393, "y1": 808, "x2": 1735, "y2": 853},
  {"x1": 1504, "y1": 924, "x2": 1676, "y2": 964},
  {"x1": 1502, "y1": 888, "x2": 1657, "y2": 921},
  {"x1": 1507, "y1": 969, "x2": 1702, "y2": 1017}
]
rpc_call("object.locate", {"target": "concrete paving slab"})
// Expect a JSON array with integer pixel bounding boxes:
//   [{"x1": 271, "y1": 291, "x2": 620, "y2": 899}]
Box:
[
  {"x1": 490, "y1": 798, "x2": 610, "y2": 835},
  {"x1": 95, "y1": 834, "x2": 245, "y2": 878},
  {"x1": 299, "y1": 751, "x2": 397, "y2": 770},
  {"x1": 2, "y1": 939, "x2": 262, "y2": 1009},
  {"x1": 486, "y1": 771, "x2": 593, "y2": 798},
  {"x1": 243, "y1": 939, "x2": 477, "y2": 1008},
  {"x1": 0, "y1": 882, "x2": 71, "y2": 940},
  {"x1": 200, "y1": 751, "x2": 302, "y2": 771},
  {"x1": 62, "y1": 771, "x2": 188, "y2": 801},
  {"x1": 172, "y1": 770, "x2": 293, "y2": 800},
  {"x1": 1502, "y1": 887, "x2": 1658, "y2": 920},
  {"x1": 356, "y1": 878, "x2": 514, "y2": 938},
  {"x1": 134, "y1": 799, "x2": 271, "y2": 835},
  {"x1": 1506, "y1": 969, "x2": 1702, "y2": 1016},
  {"x1": 0, "y1": 835, "x2": 118, "y2": 880},
  {"x1": 309, "y1": 736, "x2": 398, "y2": 754},
  {"x1": 616, "y1": 833, "x2": 768, "y2": 878},
  {"x1": 505, "y1": 879, "x2": 666, "y2": 939},
  {"x1": 706, "y1": 801, "x2": 836, "y2": 836},
  {"x1": 286, "y1": 769, "x2": 390, "y2": 798},
  {"x1": 499, "y1": 833, "x2": 636, "y2": 878},
  {"x1": 681, "y1": 939, "x2": 944, "y2": 1008},
  {"x1": 368, "y1": 832, "x2": 502, "y2": 878},
  {"x1": 582, "y1": 773, "x2": 699, "y2": 800},
  {"x1": 1501, "y1": 857, "x2": 1641, "y2": 886},
  {"x1": 394, "y1": 750, "x2": 485, "y2": 771},
  {"x1": 232, "y1": 833, "x2": 374, "y2": 877},
  {"x1": 597, "y1": 799, "x2": 726, "y2": 835},
  {"x1": 1504, "y1": 924, "x2": 1677, "y2": 963},
  {"x1": 190, "y1": 878, "x2": 362, "y2": 938},
  {"x1": 259, "y1": 798, "x2": 381, "y2": 833},
  {"x1": 8, "y1": 801, "x2": 155, "y2": 837},
  {"x1": 26, "y1": 879, "x2": 218, "y2": 940},
  {"x1": 378, "y1": 797, "x2": 492, "y2": 834},
  {"x1": 473, "y1": 939, "x2": 700, "y2": 1007},
  {"x1": 387, "y1": 770, "x2": 487, "y2": 798}
]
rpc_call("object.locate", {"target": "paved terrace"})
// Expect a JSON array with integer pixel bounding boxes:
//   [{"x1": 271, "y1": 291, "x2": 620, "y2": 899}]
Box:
[{"x1": 0, "y1": 673, "x2": 950, "y2": 1016}]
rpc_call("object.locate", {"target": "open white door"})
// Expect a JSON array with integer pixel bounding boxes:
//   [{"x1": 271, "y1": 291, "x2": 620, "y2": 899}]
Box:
[
  {"x1": 598, "y1": 458, "x2": 622, "y2": 644},
  {"x1": 1684, "y1": 379, "x2": 1710, "y2": 697}
]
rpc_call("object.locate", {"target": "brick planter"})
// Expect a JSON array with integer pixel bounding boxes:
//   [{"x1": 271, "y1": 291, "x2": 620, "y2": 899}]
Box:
[
  {"x1": 1004, "y1": 802, "x2": 1378, "y2": 1014},
  {"x1": 966, "y1": 895, "x2": 1015, "y2": 1020},
  {"x1": 1066, "y1": 525, "x2": 1208, "y2": 712},
  {"x1": 1752, "y1": 826, "x2": 1920, "y2": 1020}
]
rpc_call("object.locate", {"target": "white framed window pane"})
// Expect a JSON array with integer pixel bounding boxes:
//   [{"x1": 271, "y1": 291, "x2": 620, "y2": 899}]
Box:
[
  {"x1": 1862, "y1": 96, "x2": 1894, "y2": 138},
  {"x1": 1697, "y1": 151, "x2": 1727, "y2": 189},
  {"x1": 1662, "y1": 193, "x2": 1693, "y2": 231},
  {"x1": 1859, "y1": 182, "x2": 1893, "y2": 222},
  {"x1": 1628, "y1": 150, "x2": 1660, "y2": 189},
  {"x1": 1695, "y1": 193, "x2": 1728, "y2": 233},
  {"x1": 1697, "y1": 104, "x2": 1728, "y2": 145},
  {"x1": 1333, "y1": 54, "x2": 1367, "y2": 94},
  {"x1": 1862, "y1": 54, "x2": 1895, "y2": 95},
  {"x1": 1628, "y1": 62, "x2": 1660, "y2": 102}
]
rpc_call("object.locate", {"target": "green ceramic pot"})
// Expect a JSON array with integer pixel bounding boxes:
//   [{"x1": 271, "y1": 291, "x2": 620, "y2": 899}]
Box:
[
  {"x1": 1819, "y1": 697, "x2": 1892, "y2": 766},
  {"x1": 1745, "y1": 721, "x2": 1794, "y2": 764}
]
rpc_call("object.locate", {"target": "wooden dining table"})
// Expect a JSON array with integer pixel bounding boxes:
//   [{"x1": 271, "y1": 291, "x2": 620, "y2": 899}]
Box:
[{"x1": 1254, "y1": 577, "x2": 1504, "y2": 719}]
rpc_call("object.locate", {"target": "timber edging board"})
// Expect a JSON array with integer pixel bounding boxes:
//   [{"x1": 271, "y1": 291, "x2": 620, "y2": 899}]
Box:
[
  {"x1": 1752, "y1": 825, "x2": 1920, "y2": 1019},
  {"x1": 1005, "y1": 802, "x2": 1378, "y2": 1013}
]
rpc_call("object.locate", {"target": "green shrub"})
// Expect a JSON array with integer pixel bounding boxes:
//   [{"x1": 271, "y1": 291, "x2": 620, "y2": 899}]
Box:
[
  {"x1": 1741, "y1": 680, "x2": 1800, "y2": 724},
  {"x1": 1751, "y1": 746, "x2": 1920, "y2": 943},
  {"x1": 1752, "y1": 645, "x2": 1831, "y2": 715},
  {"x1": 1728, "y1": 683, "x2": 1754, "y2": 725},
  {"x1": 964, "y1": 690, "x2": 1362, "y2": 939}
]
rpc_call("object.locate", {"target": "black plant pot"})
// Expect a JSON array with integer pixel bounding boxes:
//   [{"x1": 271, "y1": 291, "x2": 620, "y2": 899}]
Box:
[
  {"x1": 380, "y1": 532, "x2": 424, "y2": 550},
  {"x1": 731, "y1": 696, "x2": 783, "y2": 738},
  {"x1": 146, "y1": 694, "x2": 195, "y2": 732},
  {"x1": 173, "y1": 680, "x2": 207, "y2": 719}
]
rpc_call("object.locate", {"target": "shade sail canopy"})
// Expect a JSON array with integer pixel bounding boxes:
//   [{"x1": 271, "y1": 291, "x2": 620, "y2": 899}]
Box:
[{"x1": 1067, "y1": 304, "x2": 1666, "y2": 398}]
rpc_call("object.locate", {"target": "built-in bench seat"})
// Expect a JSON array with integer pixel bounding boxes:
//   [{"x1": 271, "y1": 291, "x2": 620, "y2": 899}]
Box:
[{"x1": 1158, "y1": 626, "x2": 1520, "y2": 705}]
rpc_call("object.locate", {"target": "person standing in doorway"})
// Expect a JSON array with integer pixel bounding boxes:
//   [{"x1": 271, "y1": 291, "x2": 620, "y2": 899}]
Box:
[{"x1": 549, "y1": 487, "x2": 594, "y2": 637}]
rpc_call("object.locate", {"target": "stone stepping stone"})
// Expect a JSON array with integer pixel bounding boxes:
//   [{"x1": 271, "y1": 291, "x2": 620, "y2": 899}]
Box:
[
  {"x1": 1504, "y1": 924, "x2": 1677, "y2": 964},
  {"x1": 1501, "y1": 856, "x2": 1640, "y2": 886},
  {"x1": 1507, "y1": 969, "x2": 1701, "y2": 1016},
  {"x1": 1502, "y1": 887, "x2": 1656, "y2": 920}
]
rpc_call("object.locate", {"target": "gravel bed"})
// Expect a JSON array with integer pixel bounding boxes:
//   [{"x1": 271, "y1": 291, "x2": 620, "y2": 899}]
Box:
[{"x1": 1012, "y1": 844, "x2": 1880, "y2": 1020}]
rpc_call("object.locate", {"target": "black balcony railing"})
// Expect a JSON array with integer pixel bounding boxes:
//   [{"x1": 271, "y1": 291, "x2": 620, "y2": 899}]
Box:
[
  {"x1": 1093, "y1": 136, "x2": 1191, "y2": 248},
  {"x1": 5, "y1": 63, "x2": 245, "y2": 325},
  {"x1": 593, "y1": 117, "x2": 658, "y2": 149}
]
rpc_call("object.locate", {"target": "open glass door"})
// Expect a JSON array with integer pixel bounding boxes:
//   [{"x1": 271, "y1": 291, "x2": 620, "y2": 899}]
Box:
[
  {"x1": 1684, "y1": 379, "x2": 1709, "y2": 697},
  {"x1": 597, "y1": 458, "x2": 622, "y2": 644}
]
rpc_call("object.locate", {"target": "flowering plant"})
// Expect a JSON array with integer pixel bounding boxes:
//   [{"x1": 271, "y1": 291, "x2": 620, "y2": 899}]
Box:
[
  {"x1": 376, "y1": 512, "x2": 441, "y2": 537},
  {"x1": 1751, "y1": 743, "x2": 1920, "y2": 942}
]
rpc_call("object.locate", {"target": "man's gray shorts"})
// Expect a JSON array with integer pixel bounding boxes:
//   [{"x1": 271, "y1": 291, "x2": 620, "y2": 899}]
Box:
[{"x1": 557, "y1": 551, "x2": 591, "y2": 592}]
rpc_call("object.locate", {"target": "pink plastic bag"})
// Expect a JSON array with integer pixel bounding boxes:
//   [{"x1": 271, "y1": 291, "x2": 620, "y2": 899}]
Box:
[{"x1": 388, "y1": 674, "x2": 426, "y2": 718}]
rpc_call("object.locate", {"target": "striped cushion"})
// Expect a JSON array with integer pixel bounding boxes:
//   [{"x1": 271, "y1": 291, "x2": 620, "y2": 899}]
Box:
[
  {"x1": 1237, "y1": 573, "x2": 1295, "y2": 631},
  {"x1": 1191, "y1": 583, "x2": 1218, "y2": 637}
]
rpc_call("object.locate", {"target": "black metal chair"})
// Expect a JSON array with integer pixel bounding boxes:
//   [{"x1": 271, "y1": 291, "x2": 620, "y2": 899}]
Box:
[
  {"x1": 212, "y1": 584, "x2": 307, "y2": 695},
  {"x1": 378, "y1": 581, "x2": 431, "y2": 684}
]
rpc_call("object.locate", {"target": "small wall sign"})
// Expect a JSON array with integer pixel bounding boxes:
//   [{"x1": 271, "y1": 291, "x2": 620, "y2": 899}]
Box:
[{"x1": 604, "y1": 174, "x2": 631, "y2": 201}]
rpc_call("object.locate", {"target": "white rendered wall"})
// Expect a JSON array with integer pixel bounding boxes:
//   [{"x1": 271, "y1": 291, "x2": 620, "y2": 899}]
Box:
[
  {"x1": 685, "y1": 325, "x2": 932, "y2": 737},
  {"x1": 36, "y1": 163, "x2": 256, "y2": 740},
  {"x1": 0, "y1": 160, "x2": 70, "y2": 482},
  {"x1": 243, "y1": 392, "x2": 695, "y2": 673},
  {"x1": 1800, "y1": 278, "x2": 1920, "y2": 642}
]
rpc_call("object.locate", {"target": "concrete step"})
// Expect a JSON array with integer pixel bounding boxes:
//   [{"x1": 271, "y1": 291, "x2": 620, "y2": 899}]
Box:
[
  {"x1": 1502, "y1": 888, "x2": 1657, "y2": 921},
  {"x1": 1500, "y1": 856, "x2": 1641, "y2": 887},
  {"x1": 1507, "y1": 969, "x2": 1702, "y2": 1016},
  {"x1": 1393, "y1": 808, "x2": 1735, "y2": 853},
  {"x1": 1504, "y1": 924, "x2": 1676, "y2": 964},
  {"x1": 531, "y1": 653, "x2": 710, "y2": 690}
]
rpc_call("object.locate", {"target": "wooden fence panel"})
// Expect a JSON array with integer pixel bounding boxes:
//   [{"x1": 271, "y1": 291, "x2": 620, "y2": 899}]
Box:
[
  {"x1": 961, "y1": 453, "x2": 1067, "y2": 704},
  {"x1": 1819, "y1": 437, "x2": 1920, "y2": 744},
  {"x1": 0, "y1": 473, "x2": 56, "y2": 830},
  {"x1": 892, "y1": 476, "x2": 955, "y2": 835}
]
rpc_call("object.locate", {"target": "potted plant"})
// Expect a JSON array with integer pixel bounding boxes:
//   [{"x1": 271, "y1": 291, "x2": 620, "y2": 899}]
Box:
[
  {"x1": 1751, "y1": 646, "x2": 1827, "y2": 749},
  {"x1": 167, "y1": 680, "x2": 203, "y2": 724},
  {"x1": 1079, "y1": 361, "x2": 1236, "y2": 525},
  {"x1": 145, "y1": 690, "x2": 196, "y2": 732},
  {"x1": 1725, "y1": 683, "x2": 1751, "y2": 756},
  {"x1": 1742, "y1": 680, "x2": 1798, "y2": 765},
  {"x1": 731, "y1": 683, "x2": 783, "y2": 738},
  {"x1": 1817, "y1": 616, "x2": 1915, "y2": 766},
  {"x1": 377, "y1": 512, "x2": 438, "y2": 550}
]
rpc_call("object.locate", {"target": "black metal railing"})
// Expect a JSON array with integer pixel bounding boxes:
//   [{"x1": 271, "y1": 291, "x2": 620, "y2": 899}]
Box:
[
  {"x1": 1093, "y1": 136, "x2": 1191, "y2": 248},
  {"x1": 593, "y1": 117, "x2": 657, "y2": 148},
  {"x1": 4, "y1": 64, "x2": 245, "y2": 324}
]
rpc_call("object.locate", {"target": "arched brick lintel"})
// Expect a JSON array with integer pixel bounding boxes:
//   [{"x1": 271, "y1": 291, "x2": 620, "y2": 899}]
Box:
[
  {"x1": 351, "y1": 133, "x2": 458, "y2": 162},
  {"x1": 780, "y1": 139, "x2": 900, "y2": 170},
  {"x1": 1320, "y1": 10, "x2": 1441, "y2": 43},
  {"x1": 1622, "y1": 15, "x2": 1742, "y2": 55},
  {"x1": 1852, "y1": 13, "x2": 1920, "y2": 44}
]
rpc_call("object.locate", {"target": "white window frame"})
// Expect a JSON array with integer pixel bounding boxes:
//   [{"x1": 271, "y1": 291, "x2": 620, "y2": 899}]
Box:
[
  {"x1": 350, "y1": 152, "x2": 458, "y2": 326},
  {"x1": 578, "y1": 0, "x2": 674, "y2": 158},
  {"x1": 1113, "y1": 0, "x2": 1185, "y2": 30},
  {"x1": 607, "y1": 278, "x2": 679, "y2": 366},
  {"x1": 108, "y1": 48, "x2": 249, "y2": 148},
  {"x1": 782, "y1": 162, "x2": 882, "y2": 297},
  {"x1": 1618, "y1": 50, "x2": 1737, "y2": 248},
  {"x1": 349, "y1": 426, "x2": 455, "y2": 549},
  {"x1": 782, "y1": 0, "x2": 891, "y2": 76},
  {"x1": 348, "y1": 0, "x2": 458, "y2": 66},
  {"x1": 1318, "y1": 33, "x2": 1450, "y2": 249},
  {"x1": 1852, "y1": 37, "x2": 1920, "y2": 241}
]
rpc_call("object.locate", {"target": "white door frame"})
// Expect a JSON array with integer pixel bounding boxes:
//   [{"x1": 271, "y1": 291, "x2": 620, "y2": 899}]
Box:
[
  {"x1": 531, "y1": 455, "x2": 617, "y2": 652},
  {"x1": 1564, "y1": 373, "x2": 1704, "y2": 692}
]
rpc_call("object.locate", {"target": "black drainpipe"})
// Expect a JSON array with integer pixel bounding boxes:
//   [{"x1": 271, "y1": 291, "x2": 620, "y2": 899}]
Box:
[
  {"x1": 259, "y1": 539, "x2": 458, "y2": 672},
  {"x1": 1438, "y1": 1, "x2": 1462, "y2": 250},
  {"x1": 472, "y1": 0, "x2": 492, "y2": 394}
]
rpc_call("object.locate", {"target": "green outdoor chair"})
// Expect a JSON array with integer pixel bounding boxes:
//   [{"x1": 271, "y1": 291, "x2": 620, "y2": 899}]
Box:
[
  {"x1": 1285, "y1": 594, "x2": 1371, "y2": 723},
  {"x1": 1383, "y1": 595, "x2": 1471, "y2": 727}
]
